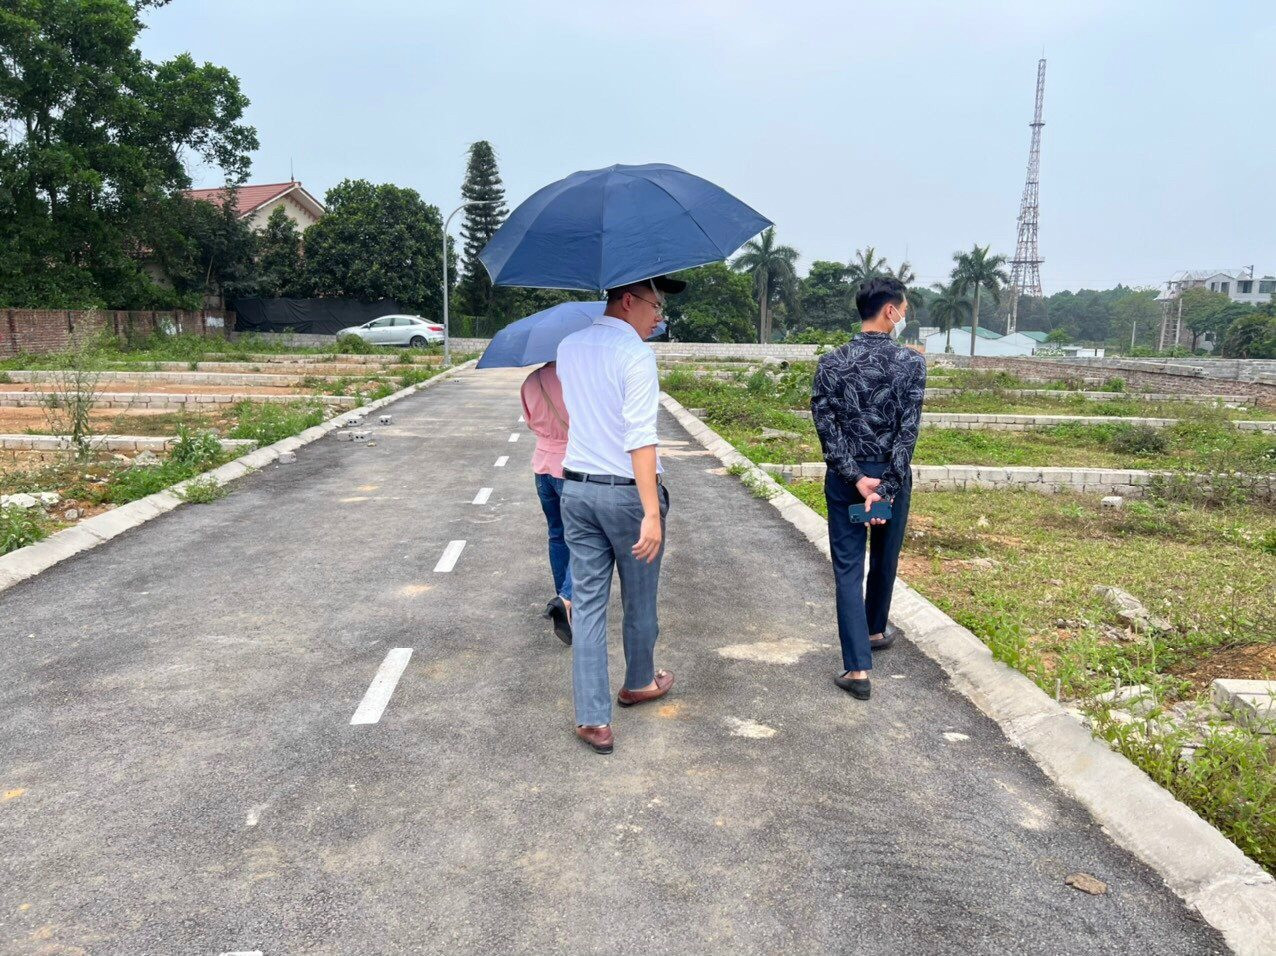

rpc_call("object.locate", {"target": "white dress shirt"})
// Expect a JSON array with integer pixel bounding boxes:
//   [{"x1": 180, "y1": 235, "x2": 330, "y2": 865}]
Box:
[{"x1": 557, "y1": 315, "x2": 662, "y2": 479}]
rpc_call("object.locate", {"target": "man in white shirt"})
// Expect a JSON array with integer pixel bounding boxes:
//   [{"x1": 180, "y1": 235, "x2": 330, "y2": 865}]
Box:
[{"x1": 556, "y1": 274, "x2": 684, "y2": 755}]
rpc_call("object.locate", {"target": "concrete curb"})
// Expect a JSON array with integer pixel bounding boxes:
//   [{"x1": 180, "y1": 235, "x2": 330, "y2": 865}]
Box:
[
  {"x1": 0, "y1": 361, "x2": 476, "y2": 598},
  {"x1": 660, "y1": 390, "x2": 1276, "y2": 956}
]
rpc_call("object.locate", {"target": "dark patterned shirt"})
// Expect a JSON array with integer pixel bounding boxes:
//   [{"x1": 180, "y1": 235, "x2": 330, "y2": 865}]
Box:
[{"x1": 811, "y1": 332, "x2": 927, "y2": 499}]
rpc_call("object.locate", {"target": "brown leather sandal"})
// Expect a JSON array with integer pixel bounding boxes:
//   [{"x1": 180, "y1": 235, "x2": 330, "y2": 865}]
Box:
[{"x1": 617, "y1": 669, "x2": 674, "y2": 707}]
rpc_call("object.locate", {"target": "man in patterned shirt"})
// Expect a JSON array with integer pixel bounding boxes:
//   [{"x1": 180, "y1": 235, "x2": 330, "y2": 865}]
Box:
[{"x1": 811, "y1": 275, "x2": 926, "y2": 701}]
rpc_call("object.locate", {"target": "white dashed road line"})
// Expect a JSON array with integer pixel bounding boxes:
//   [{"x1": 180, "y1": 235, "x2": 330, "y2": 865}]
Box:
[
  {"x1": 494, "y1": 456, "x2": 508, "y2": 467},
  {"x1": 518, "y1": 415, "x2": 525, "y2": 423},
  {"x1": 350, "y1": 648, "x2": 413, "y2": 726},
  {"x1": 508, "y1": 432, "x2": 520, "y2": 443},
  {"x1": 434, "y1": 540, "x2": 467, "y2": 573},
  {"x1": 472, "y1": 488, "x2": 493, "y2": 505}
]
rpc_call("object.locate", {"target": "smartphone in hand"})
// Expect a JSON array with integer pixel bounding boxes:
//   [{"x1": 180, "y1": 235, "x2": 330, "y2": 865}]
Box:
[{"x1": 848, "y1": 500, "x2": 893, "y2": 522}]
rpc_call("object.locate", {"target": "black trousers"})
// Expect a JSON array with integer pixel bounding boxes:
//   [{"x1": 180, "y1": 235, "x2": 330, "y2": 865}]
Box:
[{"x1": 824, "y1": 462, "x2": 912, "y2": 672}]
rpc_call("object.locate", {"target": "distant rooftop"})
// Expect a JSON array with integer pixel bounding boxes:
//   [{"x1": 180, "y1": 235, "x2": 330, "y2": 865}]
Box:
[
  {"x1": 184, "y1": 181, "x2": 325, "y2": 220},
  {"x1": 955, "y1": 325, "x2": 1003, "y2": 339}
]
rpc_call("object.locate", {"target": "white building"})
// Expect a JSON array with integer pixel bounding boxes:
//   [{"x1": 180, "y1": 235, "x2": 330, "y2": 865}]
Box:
[
  {"x1": 923, "y1": 326, "x2": 1035, "y2": 356},
  {"x1": 921, "y1": 326, "x2": 1103, "y2": 358},
  {"x1": 1158, "y1": 269, "x2": 1276, "y2": 307}
]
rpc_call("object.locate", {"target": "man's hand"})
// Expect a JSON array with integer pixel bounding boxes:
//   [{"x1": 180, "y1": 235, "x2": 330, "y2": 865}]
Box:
[
  {"x1": 632, "y1": 512, "x2": 663, "y2": 563},
  {"x1": 856, "y1": 476, "x2": 888, "y2": 526}
]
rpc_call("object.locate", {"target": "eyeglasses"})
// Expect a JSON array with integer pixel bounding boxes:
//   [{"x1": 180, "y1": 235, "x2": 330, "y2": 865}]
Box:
[{"x1": 628, "y1": 291, "x2": 666, "y2": 317}]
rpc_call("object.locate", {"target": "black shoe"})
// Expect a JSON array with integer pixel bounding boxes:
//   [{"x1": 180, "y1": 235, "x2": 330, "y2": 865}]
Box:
[
  {"x1": 834, "y1": 672, "x2": 871, "y2": 699},
  {"x1": 871, "y1": 621, "x2": 903, "y2": 651},
  {"x1": 547, "y1": 597, "x2": 572, "y2": 646}
]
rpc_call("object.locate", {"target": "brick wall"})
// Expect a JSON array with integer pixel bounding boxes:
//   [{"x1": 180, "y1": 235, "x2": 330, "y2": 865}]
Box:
[{"x1": 0, "y1": 309, "x2": 234, "y2": 359}]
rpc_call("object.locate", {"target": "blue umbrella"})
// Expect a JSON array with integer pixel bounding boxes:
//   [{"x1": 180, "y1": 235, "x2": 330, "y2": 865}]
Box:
[
  {"x1": 476, "y1": 301, "x2": 668, "y2": 369},
  {"x1": 479, "y1": 163, "x2": 771, "y2": 292},
  {"x1": 476, "y1": 300, "x2": 605, "y2": 369}
]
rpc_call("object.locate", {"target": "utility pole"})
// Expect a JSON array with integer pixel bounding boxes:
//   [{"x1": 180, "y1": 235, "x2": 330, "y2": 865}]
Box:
[
  {"x1": 1007, "y1": 58, "x2": 1046, "y2": 335},
  {"x1": 442, "y1": 199, "x2": 501, "y2": 366}
]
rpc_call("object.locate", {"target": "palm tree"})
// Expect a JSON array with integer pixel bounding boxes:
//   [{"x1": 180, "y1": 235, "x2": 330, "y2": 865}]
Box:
[
  {"x1": 951, "y1": 244, "x2": 1010, "y2": 356},
  {"x1": 732, "y1": 228, "x2": 799, "y2": 343},
  {"x1": 845, "y1": 246, "x2": 891, "y2": 301},
  {"x1": 928, "y1": 281, "x2": 973, "y2": 353},
  {"x1": 888, "y1": 260, "x2": 916, "y2": 287}
]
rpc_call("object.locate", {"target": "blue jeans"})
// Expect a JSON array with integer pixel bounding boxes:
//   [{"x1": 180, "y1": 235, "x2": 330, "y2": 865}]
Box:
[
  {"x1": 825, "y1": 463, "x2": 912, "y2": 673},
  {"x1": 534, "y1": 473, "x2": 572, "y2": 602},
  {"x1": 561, "y1": 478, "x2": 669, "y2": 727}
]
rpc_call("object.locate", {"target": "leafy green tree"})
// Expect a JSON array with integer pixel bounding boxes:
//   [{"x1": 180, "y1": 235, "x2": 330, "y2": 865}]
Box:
[
  {"x1": 455, "y1": 141, "x2": 508, "y2": 317},
  {"x1": 927, "y1": 282, "x2": 972, "y2": 353},
  {"x1": 951, "y1": 245, "x2": 1009, "y2": 355},
  {"x1": 665, "y1": 262, "x2": 756, "y2": 342},
  {"x1": 1219, "y1": 307, "x2": 1276, "y2": 358},
  {"x1": 0, "y1": 0, "x2": 257, "y2": 308},
  {"x1": 798, "y1": 260, "x2": 857, "y2": 333},
  {"x1": 731, "y1": 228, "x2": 799, "y2": 342},
  {"x1": 255, "y1": 206, "x2": 304, "y2": 298},
  {"x1": 1176, "y1": 286, "x2": 1244, "y2": 351},
  {"x1": 302, "y1": 180, "x2": 451, "y2": 315},
  {"x1": 147, "y1": 188, "x2": 258, "y2": 307},
  {"x1": 1045, "y1": 327, "x2": 1070, "y2": 344},
  {"x1": 1110, "y1": 289, "x2": 1161, "y2": 350}
]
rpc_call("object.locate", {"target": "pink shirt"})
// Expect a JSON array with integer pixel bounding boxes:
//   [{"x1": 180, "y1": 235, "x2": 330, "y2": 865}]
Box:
[{"x1": 520, "y1": 364, "x2": 569, "y2": 478}]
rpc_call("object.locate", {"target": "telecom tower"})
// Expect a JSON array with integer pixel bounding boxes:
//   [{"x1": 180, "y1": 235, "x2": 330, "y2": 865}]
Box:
[{"x1": 1007, "y1": 58, "x2": 1046, "y2": 334}]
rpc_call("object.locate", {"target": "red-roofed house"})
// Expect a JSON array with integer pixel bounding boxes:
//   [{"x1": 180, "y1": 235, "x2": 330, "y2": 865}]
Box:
[{"x1": 184, "y1": 180, "x2": 325, "y2": 231}]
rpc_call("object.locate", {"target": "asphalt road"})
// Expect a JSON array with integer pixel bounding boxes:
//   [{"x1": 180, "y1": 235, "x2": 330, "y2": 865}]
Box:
[{"x1": 0, "y1": 367, "x2": 1226, "y2": 955}]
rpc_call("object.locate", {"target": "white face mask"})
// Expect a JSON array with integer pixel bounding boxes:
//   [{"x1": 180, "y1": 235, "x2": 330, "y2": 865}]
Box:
[{"x1": 891, "y1": 308, "x2": 907, "y2": 337}]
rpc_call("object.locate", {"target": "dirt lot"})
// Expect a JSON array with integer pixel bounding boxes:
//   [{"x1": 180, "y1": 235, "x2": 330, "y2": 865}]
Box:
[{"x1": 0, "y1": 405, "x2": 232, "y2": 436}]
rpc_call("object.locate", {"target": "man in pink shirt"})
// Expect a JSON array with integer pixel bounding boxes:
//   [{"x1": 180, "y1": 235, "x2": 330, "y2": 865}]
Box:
[{"x1": 520, "y1": 362, "x2": 573, "y2": 644}]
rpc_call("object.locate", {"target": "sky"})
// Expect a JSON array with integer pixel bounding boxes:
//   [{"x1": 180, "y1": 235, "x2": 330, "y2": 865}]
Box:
[{"x1": 137, "y1": 0, "x2": 1275, "y2": 295}]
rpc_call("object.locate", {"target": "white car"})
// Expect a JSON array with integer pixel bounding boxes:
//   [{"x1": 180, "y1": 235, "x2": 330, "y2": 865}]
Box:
[{"x1": 336, "y1": 314, "x2": 445, "y2": 347}]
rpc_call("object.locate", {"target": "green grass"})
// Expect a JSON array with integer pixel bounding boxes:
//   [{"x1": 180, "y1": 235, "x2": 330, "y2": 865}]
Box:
[
  {"x1": 1, "y1": 504, "x2": 49, "y2": 556},
  {"x1": 177, "y1": 476, "x2": 227, "y2": 504},
  {"x1": 924, "y1": 391, "x2": 1276, "y2": 421},
  {"x1": 227, "y1": 401, "x2": 326, "y2": 446},
  {"x1": 0, "y1": 332, "x2": 448, "y2": 372},
  {"x1": 664, "y1": 370, "x2": 1276, "y2": 473},
  {"x1": 782, "y1": 480, "x2": 1276, "y2": 870}
]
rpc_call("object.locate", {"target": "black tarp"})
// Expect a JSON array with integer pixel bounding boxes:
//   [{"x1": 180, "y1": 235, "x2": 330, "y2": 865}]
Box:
[{"x1": 231, "y1": 298, "x2": 404, "y2": 335}]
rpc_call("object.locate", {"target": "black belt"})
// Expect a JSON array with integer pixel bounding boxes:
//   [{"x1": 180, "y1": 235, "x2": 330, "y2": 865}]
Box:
[{"x1": 563, "y1": 468, "x2": 661, "y2": 487}]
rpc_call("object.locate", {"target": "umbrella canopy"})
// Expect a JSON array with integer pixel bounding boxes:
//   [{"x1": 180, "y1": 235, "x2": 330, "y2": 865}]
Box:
[
  {"x1": 479, "y1": 163, "x2": 771, "y2": 292},
  {"x1": 476, "y1": 300, "x2": 605, "y2": 369}
]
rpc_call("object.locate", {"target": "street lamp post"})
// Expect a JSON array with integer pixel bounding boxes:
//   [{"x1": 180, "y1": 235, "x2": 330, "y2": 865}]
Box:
[{"x1": 442, "y1": 199, "x2": 501, "y2": 366}]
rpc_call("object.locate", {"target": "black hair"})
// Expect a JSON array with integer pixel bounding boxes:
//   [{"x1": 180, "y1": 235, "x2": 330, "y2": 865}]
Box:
[
  {"x1": 606, "y1": 282, "x2": 649, "y2": 304},
  {"x1": 856, "y1": 276, "x2": 907, "y2": 321}
]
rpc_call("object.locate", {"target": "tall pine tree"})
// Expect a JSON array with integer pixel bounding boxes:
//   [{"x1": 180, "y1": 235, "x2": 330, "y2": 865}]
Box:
[{"x1": 456, "y1": 141, "x2": 508, "y2": 317}]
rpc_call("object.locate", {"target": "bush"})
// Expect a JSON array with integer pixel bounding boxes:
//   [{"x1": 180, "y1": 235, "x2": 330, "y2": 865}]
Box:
[
  {"x1": 169, "y1": 425, "x2": 223, "y2": 470},
  {"x1": 1110, "y1": 424, "x2": 1169, "y2": 455},
  {"x1": 1, "y1": 505, "x2": 49, "y2": 556},
  {"x1": 785, "y1": 329, "x2": 853, "y2": 347},
  {"x1": 178, "y1": 476, "x2": 226, "y2": 504},
  {"x1": 331, "y1": 333, "x2": 376, "y2": 355},
  {"x1": 1102, "y1": 376, "x2": 1126, "y2": 392}
]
